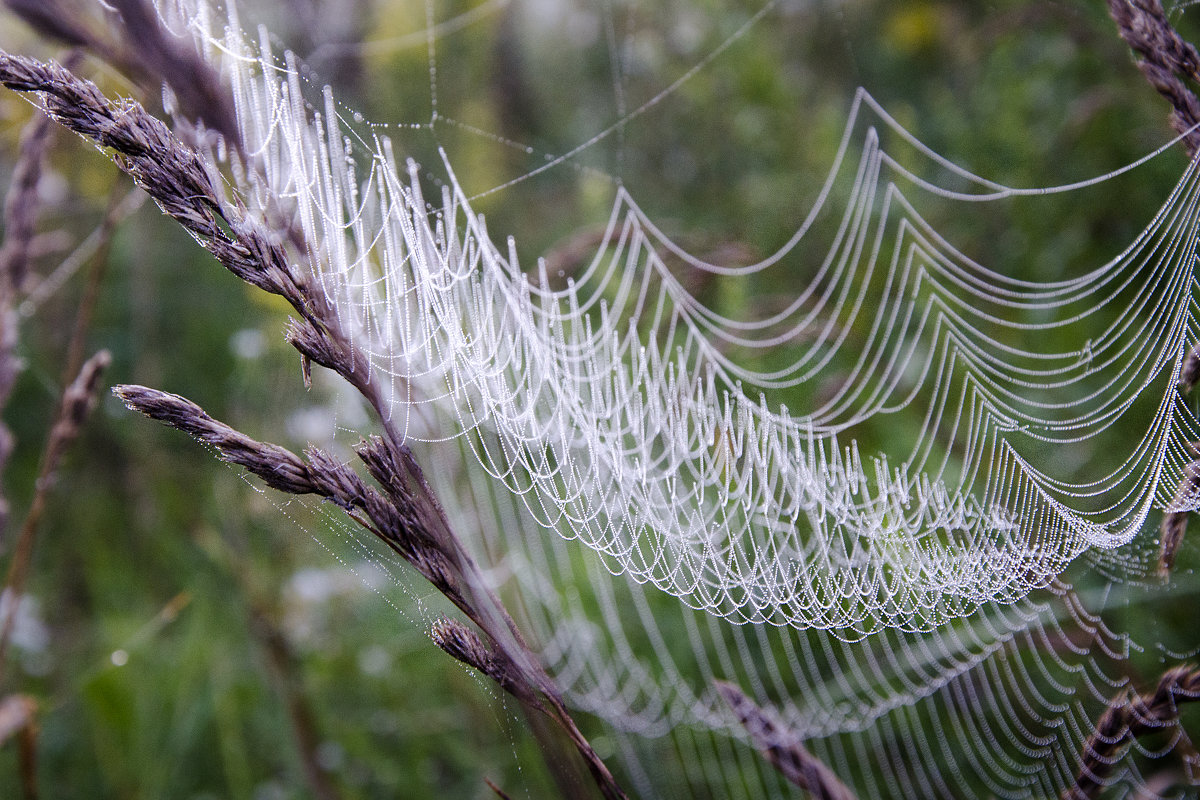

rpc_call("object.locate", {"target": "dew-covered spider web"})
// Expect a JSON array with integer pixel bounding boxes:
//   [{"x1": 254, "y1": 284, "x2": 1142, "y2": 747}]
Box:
[{"x1": 161, "y1": 0, "x2": 1200, "y2": 796}]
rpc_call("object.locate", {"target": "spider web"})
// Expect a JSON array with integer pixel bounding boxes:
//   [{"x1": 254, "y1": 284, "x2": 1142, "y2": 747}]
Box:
[{"x1": 162, "y1": 0, "x2": 1200, "y2": 796}]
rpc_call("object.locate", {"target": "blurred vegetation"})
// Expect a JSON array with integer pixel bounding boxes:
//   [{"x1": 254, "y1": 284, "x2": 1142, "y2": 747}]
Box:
[{"x1": 0, "y1": 0, "x2": 1196, "y2": 798}]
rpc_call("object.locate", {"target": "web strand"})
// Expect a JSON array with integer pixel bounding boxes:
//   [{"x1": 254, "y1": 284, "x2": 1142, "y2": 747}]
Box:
[{"x1": 161, "y1": 1, "x2": 1200, "y2": 796}]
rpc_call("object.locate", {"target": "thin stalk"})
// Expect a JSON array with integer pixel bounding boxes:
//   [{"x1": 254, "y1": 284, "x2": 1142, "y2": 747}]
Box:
[
  {"x1": 1062, "y1": 665, "x2": 1200, "y2": 800},
  {"x1": 0, "y1": 351, "x2": 110, "y2": 678},
  {"x1": 0, "y1": 52, "x2": 627, "y2": 799}
]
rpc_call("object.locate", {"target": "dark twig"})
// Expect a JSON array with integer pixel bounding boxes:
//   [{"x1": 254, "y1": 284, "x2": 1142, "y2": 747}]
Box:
[
  {"x1": 714, "y1": 681, "x2": 860, "y2": 800},
  {"x1": 1109, "y1": 1, "x2": 1200, "y2": 572},
  {"x1": 1, "y1": 0, "x2": 94, "y2": 51},
  {"x1": 1062, "y1": 665, "x2": 1200, "y2": 800},
  {"x1": 1108, "y1": 0, "x2": 1200, "y2": 157},
  {"x1": 114, "y1": 385, "x2": 625, "y2": 798},
  {"x1": 189, "y1": 521, "x2": 343, "y2": 800},
  {"x1": 0, "y1": 73, "x2": 118, "y2": 800},
  {"x1": 4, "y1": 0, "x2": 239, "y2": 144},
  {"x1": 0, "y1": 49, "x2": 626, "y2": 800},
  {"x1": 106, "y1": 0, "x2": 239, "y2": 144},
  {"x1": 247, "y1": 604, "x2": 342, "y2": 800},
  {"x1": 0, "y1": 693, "x2": 37, "y2": 800},
  {"x1": 1160, "y1": 450, "x2": 1200, "y2": 573},
  {"x1": 61, "y1": 183, "x2": 123, "y2": 385},
  {"x1": 0, "y1": 692, "x2": 34, "y2": 746},
  {"x1": 19, "y1": 187, "x2": 143, "y2": 319},
  {"x1": 0, "y1": 107, "x2": 56, "y2": 541},
  {"x1": 431, "y1": 617, "x2": 540, "y2": 707},
  {"x1": 0, "y1": 109, "x2": 55, "y2": 296},
  {"x1": 111, "y1": 384, "x2": 467, "y2": 604},
  {"x1": 484, "y1": 777, "x2": 515, "y2": 800},
  {"x1": 0, "y1": 53, "x2": 291, "y2": 296},
  {"x1": 1179, "y1": 347, "x2": 1200, "y2": 395},
  {"x1": 0, "y1": 350, "x2": 110, "y2": 677},
  {"x1": 16, "y1": 703, "x2": 35, "y2": 800}
]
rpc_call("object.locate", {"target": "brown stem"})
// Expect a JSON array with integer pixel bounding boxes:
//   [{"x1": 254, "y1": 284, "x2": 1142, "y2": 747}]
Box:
[
  {"x1": 0, "y1": 106, "x2": 56, "y2": 542},
  {"x1": 17, "y1": 708, "x2": 36, "y2": 800},
  {"x1": 1108, "y1": 0, "x2": 1200, "y2": 157},
  {"x1": 247, "y1": 604, "x2": 342, "y2": 800},
  {"x1": 1062, "y1": 665, "x2": 1200, "y2": 800},
  {"x1": 4, "y1": 0, "x2": 239, "y2": 145},
  {"x1": 0, "y1": 351, "x2": 110, "y2": 679},
  {"x1": 0, "y1": 692, "x2": 35, "y2": 745},
  {"x1": 1109, "y1": 1, "x2": 1200, "y2": 573},
  {"x1": 115, "y1": 383, "x2": 626, "y2": 799},
  {"x1": 485, "y1": 777, "x2": 514, "y2": 800},
  {"x1": 191, "y1": 524, "x2": 342, "y2": 800},
  {"x1": 0, "y1": 50, "x2": 627, "y2": 799},
  {"x1": 61, "y1": 183, "x2": 124, "y2": 385},
  {"x1": 715, "y1": 681, "x2": 860, "y2": 800},
  {"x1": 0, "y1": 694, "x2": 37, "y2": 798},
  {"x1": 1159, "y1": 452, "x2": 1199, "y2": 574}
]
